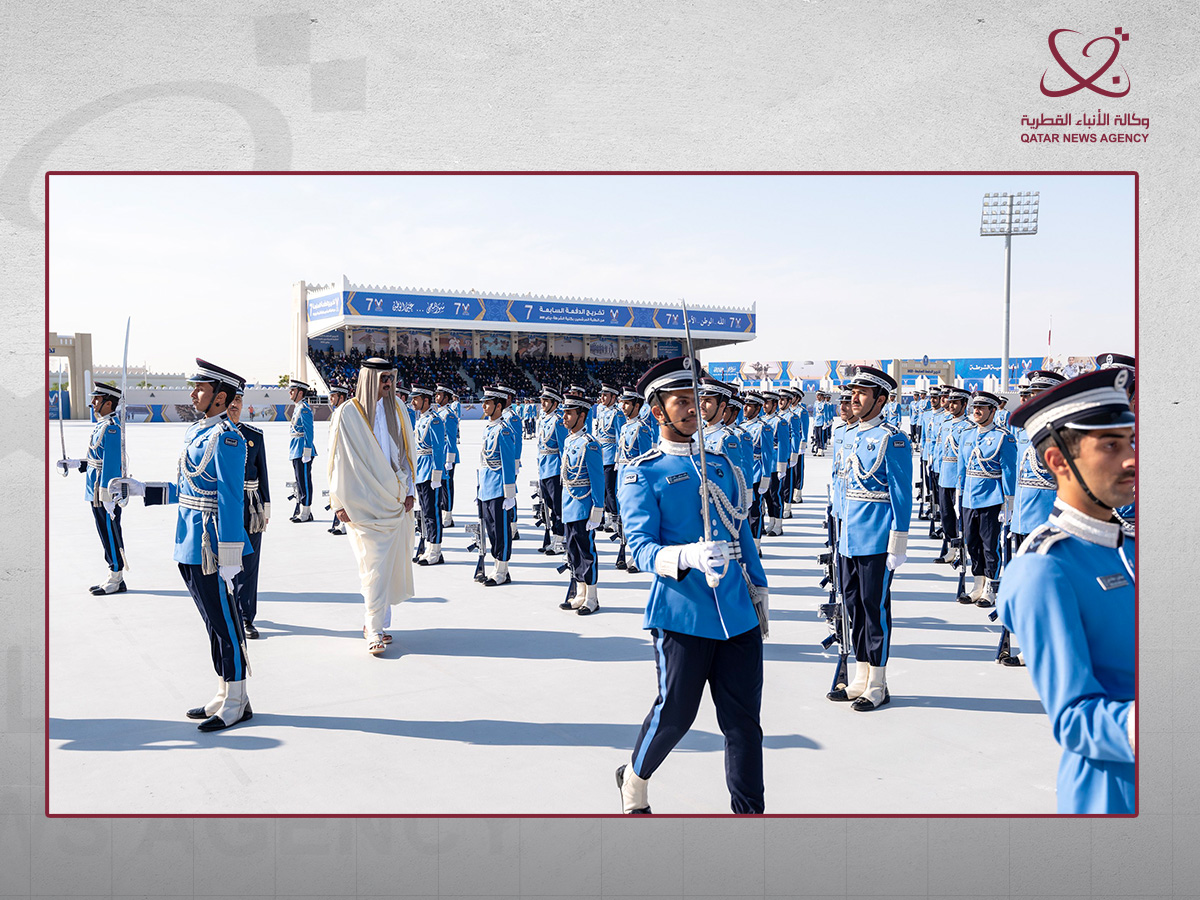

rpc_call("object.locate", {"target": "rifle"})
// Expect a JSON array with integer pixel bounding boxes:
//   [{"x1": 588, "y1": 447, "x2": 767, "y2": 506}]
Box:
[
  {"x1": 951, "y1": 537, "x2": 971, "y2": 602},
  {"x1": 817, "y1": 500, "x2": 851, "y2": 694},
  {"x1": 530, "y1": 478, "x2": 551, "y2": 553},
  {"x1": 610, "y1": 514, "x2": 626, "y2": 569},
  {"x1": 413, "y1": 509, "x2": 426, "y2": 561},
  {"x1": 556, "y1": 555, "x2": 578, "y2": 608},
  {"x1": 469, "y1": 500, "x2": 486, "y2": 581}
]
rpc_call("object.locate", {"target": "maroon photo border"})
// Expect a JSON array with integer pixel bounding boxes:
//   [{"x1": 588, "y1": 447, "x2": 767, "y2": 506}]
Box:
[{"x1": 42, "y1": 170, "x2": 1137, "y2": 825}]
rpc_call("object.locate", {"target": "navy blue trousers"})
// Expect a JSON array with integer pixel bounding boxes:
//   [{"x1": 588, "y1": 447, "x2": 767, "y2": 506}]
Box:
[
  {"x1": 91, "y1": 503, "x2": 125, "y2": 572},
  {"x1": 963, "y1": 504, "x2": 1003, "y2": 578},
  {"x1": 791, "y1": 454, "x2": 804, "y2": 494},
  {"x1": 539, "y1": 475, "x2": 564, "y2": 537},
  {"x1": 416, "y1": 481, "x2": 443, "y2": 543},
  {"x1": 563, "y1": 518, "x2": 597, "y2": 584},
  {"x1": 838, "y1": 551, "x2": 894, "y2": 667},
  {"x1": 764, "y1": 471, "x2": 782, "y2": 518},
  {"x1": 748, "y1": 481, "x2": 764, "y2": 538},
  {"x1": 439, "y1": 467, "x2": 455, "y2": 512},
  {"x1": 631, "y1": 625, "x2": 764, "y2": 814},
  {"x1": 291, "y1": 457, "x2": 313, "y2": 507},
  {"x1": 232, "y1": 530, "x2": 261, "y2": 625},
  {"x1": 603, "y1": 464, "x2": 618, "y2": 515},
  {"x1": 479, "y1": 496, "x2": 511, "y2": 561},
  {"x1": 939, "y1": 486, "x2": 959, "y2": 541},
  {"x1": 179, "y1": 563, "x2": 249, "y2": 682}
]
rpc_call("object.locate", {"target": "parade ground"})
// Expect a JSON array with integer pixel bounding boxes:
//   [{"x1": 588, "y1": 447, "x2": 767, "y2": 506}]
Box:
[{"x1": 48, "y1": 419, "x2": 1059, "y2": 816}]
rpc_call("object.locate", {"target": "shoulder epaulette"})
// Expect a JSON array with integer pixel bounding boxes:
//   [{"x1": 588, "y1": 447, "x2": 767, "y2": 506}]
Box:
[
  {"x1": 631, "y1": 448, "x2": 663, "y2": 466},
  {"x1": 1019, "y1": 523, "x2": 1071, "y2": 557},
  {"x1": 881, "y1": 423, "x2": 900, "y2": 436},
  {"x1": 241, "y1": 423, "x2": 263, "y2": 435}
]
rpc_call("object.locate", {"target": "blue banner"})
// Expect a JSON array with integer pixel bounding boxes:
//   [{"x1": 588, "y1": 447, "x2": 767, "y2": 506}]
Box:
[
  {"x1": 322, "y1": 289, "x2": 753, "y2": 335},
  {"x1": 49, "y1": 390, "x2": 70, "y2": 420},
  {"x1": 953, "y1": 356, "x2": 1038, "y2": 390},
  {"x1": 706, "y1": 361, "x2": 741, "y2": 382},
  {"x1": 308, "y1": 331, "x2": 345, "y2": 352}
]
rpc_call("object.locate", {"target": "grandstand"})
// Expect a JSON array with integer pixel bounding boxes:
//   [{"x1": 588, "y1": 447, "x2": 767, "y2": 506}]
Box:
[{"x1": 293, "y1": 276, "x2": 756, "y2": 398}]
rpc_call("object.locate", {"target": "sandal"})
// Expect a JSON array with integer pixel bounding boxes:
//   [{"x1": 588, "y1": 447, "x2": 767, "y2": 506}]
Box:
[
  {"x1": 363, "y1": 627, "x2": 392, "y2": 644},
  {"x1": 368, "y1": 635, "x2": 388, "y2": 655}
]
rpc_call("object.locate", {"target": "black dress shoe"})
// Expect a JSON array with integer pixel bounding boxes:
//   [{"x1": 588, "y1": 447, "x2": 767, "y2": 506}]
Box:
[
  {"x1": 484, "y1": 573, "x2": 512, "y2": 586},
  {"x1": 615, "y1": 765, "x2": 651, "y2": 814},
  {"x1": 244, "y1": 622, "x2": 260, "y2": 639},
  {"x1": 186, "y1": 706, "x2": 210, "y2": 720},
  {"x1": 577, "y1": 602, "x2": 598, "y2": 616},
  {"x1": 89, "y1": 581, "x2": 127, "y2": 595},
  {"x1": 416, "y1": 556, "x2": 445, "y2": 566},
  {"x1": 851, "y1": 689, "x2": 890, "y2": 712},
  {"x1": 826, "y1": 687, "x2": 853, "y2": 702},
  {"x1": 626, "y1": 565, "x2": 640, "y2": 574},
  {"x1": 614, "y1": 559, "x2": 627, "y2": 570},
  {"x1": 559, "y1": 599, "x2": 576, "y2": 610},
  {"x1": 999, "y1": 655, "x2": 1025, "y2": 667},
  {"x1": 198, "y1": 703, "x2": 253, "y2": 732}
]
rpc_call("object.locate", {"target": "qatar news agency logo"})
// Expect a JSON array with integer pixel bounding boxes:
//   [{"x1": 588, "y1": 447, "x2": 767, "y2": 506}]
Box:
[{"x1": 1021, "y1": 27, "x2": 1148, "y2": 144}]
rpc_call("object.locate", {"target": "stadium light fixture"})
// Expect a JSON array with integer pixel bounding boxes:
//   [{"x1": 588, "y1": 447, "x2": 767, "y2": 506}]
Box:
[{"x1": 980, "y1": 190, "x2": 1041, "y2": 391}]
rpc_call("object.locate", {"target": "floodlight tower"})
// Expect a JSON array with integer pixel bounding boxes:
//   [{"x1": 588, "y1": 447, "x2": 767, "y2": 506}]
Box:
[{"x1": 980, "y1": 191, "x2": 1040, "y2": 391}]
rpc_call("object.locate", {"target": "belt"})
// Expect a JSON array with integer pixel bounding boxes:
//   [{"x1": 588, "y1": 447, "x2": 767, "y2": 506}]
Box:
[
  {"x1": 1018, "y1": 475, "x2": 1055, "y2": 490},
  {"x1": 538, "y1": 449, "x2": 560, "y2": 456},
  {"x1": 417, "y1": 449, "x2": 433, "y2": 456},
  {"x1": 846, "y1": 489, "x2": 890, "y2": 503},
  {"x1": 180, "y1": 494, "x2": 218, "y2": 512},
  {"x1": 967, "y1": 468, "x2": 1001, "y2": 480}
]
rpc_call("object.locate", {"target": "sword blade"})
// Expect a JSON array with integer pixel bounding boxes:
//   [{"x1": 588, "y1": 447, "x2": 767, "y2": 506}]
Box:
[
  {"x1": 681, "y1": 298, "x2": 722, "y2": 588},
  {"x1": 120, "y1": 317, "x2": 130, "y2": 478},
  {"x1": 57, "y1": 360, "x2": 67, "y2": 460}
]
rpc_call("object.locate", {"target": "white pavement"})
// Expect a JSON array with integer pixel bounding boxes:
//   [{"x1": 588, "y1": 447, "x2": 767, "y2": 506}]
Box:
[{"x1": 49, "y1": 419, "x2": 1058, "y2": 814}]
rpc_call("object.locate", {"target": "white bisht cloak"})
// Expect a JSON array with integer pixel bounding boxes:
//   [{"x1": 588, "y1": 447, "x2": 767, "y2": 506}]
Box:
[{"x1": 327, "y1": 398, "x2": 417, "y2": 608}]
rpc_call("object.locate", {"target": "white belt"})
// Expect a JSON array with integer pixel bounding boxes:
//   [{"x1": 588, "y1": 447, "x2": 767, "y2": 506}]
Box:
[
  {"x1": 180, "y1": 494, "x2": 218, "y2": 512},
  {"x1": 967, "y1": 468, "x2": 1001, "y2": 480}
]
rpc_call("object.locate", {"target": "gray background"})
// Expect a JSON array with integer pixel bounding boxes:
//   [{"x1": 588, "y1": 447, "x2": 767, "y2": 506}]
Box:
[{"x1": 2, "y1": 1, "x2": 1190, "y2": 897}]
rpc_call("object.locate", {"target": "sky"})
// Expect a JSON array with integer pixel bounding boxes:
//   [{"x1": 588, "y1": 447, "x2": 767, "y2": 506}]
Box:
[{"x1": 48, "y1": 173, "x2": 1135, "y2": 383}]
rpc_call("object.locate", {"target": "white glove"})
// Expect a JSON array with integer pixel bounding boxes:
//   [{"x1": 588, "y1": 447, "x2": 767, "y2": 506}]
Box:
[
  {"x1": 886, "y1": 552, "x2": 906, "y2": 571},
  {"x1": 678, "y1": 540, "x2": 729, "y2": 576},
  {"x1": 757, "y1": 480, "x2": 770, "y2": 495},
  {"x1": 586, "y1": 507, "x2": 603, "y2": 531},
  {"x1": 102, "y1": 498, "x2": 116, "y2": 516},
  {"x1": 109, "y1": 477, "x2": 145, "y2": 498},
  {"x1": 57, "y1": 458, "x2": 87, "y2": 474},
  {"x1": 431, "y1": 474, "x2": 443, "y2": 490},
  {"x1": 219, "y1": 564, "x2": 241, "y2": 587},
  {"x1": 799, "y1": 443, "x2": 806, "y2": 456},
  {"x1": 302, "y1": 449, "x2": 312, "y2": 463},
  {"x1": 503, "y1": 496, "x2": 516, "y2": 511},
  {"x1": 1128, "y1": 701, "x2": 1136, "y2": 755},
  {"x1": 955, "y1": 489, "x2": 963, "y2": 517}
]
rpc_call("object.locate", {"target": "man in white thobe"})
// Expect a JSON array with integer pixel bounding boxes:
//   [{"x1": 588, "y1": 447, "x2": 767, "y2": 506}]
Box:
[{"x1": 327, "y1": 357, "x2": 418, "y2": 654}]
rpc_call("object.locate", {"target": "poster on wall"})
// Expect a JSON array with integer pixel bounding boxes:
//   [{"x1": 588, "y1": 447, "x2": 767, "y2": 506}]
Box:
[
  {"x1": 517, "y1": 333, "x2": 548, "y2": 357},
  {"x1": 551, "y1": 334, "x2": 584, "y2": 357},
  {"x1": 625, "y1": 339, "x2": 652, "y2": 360},
  {"x1": 351, "y1": 327, "x2": 390, "y2": 353},
  {"x1": 589, "y1": 337, "x2": 618, "y2": 359},
  {"x1": 788, "y1": 360, "x2": 827, "y2": 381},
  {"x1": 656, "y1": 340, "x2": 682, "y2": 358},
  {"x1": 439, "y1": 329, "x2": 473, "y2": 357},
  {"x1": 478, "y1": 331, "x2": 512, "y2": 357}
]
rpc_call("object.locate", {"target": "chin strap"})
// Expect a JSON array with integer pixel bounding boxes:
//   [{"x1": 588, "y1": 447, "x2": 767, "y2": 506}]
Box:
[
  {"x1": 653, "y1": 390, "x2": 694, "y2": 441},
  {"x1": 1048, "y1": 424, "x2": 1129, "y2": 532}
]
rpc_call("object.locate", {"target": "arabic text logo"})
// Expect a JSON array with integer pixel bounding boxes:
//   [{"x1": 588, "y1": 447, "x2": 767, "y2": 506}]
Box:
[{"x1": 1041, "y1": 28, "x2": 1130, "y2": 98}]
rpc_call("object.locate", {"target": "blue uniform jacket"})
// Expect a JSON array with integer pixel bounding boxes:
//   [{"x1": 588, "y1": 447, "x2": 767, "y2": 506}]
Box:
[
  {"x1": 956, "y1": 424, "x2": 1017, "y2": 508},
  {"x1": 288, "y1": 401, "x2": 316, "y2": 460},
  {"x1": 638, "y1": 403, "x2": 660, "y2": 444},
  {"x1": 765, "y1": 413, "x2": 788, "y2": 473},
  {"x1": 884, "y1": 401, "x2": 901, "y2": 428},
  {"x1": 704, "y1": 424, "x2": 752, "y2": 501},
  {"x1": 413, "y1": 409, "x2": 446, "y2": 484},
  {"x1": 438, "y1": 405, "x2": 460, "y2": 465},
  {"x1": 84, "y1": 413, "x2": 122, "y2": 503},
  {"x1": 561, "y1": 430, "x2": 605, "y2": 523},
  {"x1": 477, "y1": 417, "x2": 516, "y2": 502},
  {"x1": 537, "y1": 411, "x2": 569, "y2": 480},
  {"x1": 830, "y1": 420, "x2": 851, "y2": 521},
  {"x1": 617, "y1": 419, "x2": 654, "y2": 469},
  {"x1": 1013, "y1": 424, "x2": 1057, "y2": 534},
  {"x1": 840, "y1": 416, "x2": 913, "y2": 557},
  {"x1": 143, "y1": 414, "x2": 248, "y2": 566},
  {"x1": 618, "y1": 443, "x2": 767, "y2": 640},
  {"x1": 742, "y1": 415, "x2": 774, "y2": 484},
  {"x1": 998, "y1": 502, "x2": 1135, "y2": 813},
  {"x1": 937, "y1": 416, "x2": 970, "y2": 486},
  {"x1": 796, "y1": 404, "x2": 809, "y2": 445},
  {"x1": 502, "y1": 410, "x2": 523, "y2": 465},
  {"x1": 592, "y1": 403, "x2": 627, "y2": 466}
]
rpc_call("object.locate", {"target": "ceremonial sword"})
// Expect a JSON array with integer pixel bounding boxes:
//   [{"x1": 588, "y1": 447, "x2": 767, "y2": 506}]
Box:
[
  {"x1": 117, "y1": 318, "x2": 130, "y2": 508},
  {"x1": 680, "y1": 298, "x2": 724, "y2": 589},
  {"x1": 56, "y1": 360, "x2": 69, "y2": 475}
]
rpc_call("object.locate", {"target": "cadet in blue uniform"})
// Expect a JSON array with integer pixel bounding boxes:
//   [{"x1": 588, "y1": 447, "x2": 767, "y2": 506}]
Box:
[
  {"x1": 227, "y1": 385, "x2": 270, "y2": 639},
  {"x1": 498, "y1": 384, "x2": 523, "y2": 540},
  {"x1": 326, "y1": 384, "x2": 350, "y2": 534},
  {"x1": 615, "y1": 357, "x2": 769, "y2": 815},
  {"x1": 58, "y1": 381, "x2": 129, "y2": 594},
  {"x1": 935, "y1": 387, "x2": 971, "y2": 566},
  {"x1": 592, "y1": 383, "x2": 626, "y2": 529},
  {"x1": 788, "y1": 387, "x2": 809, "y2": 502},
  {"x1": 994, "y1": 396, "x2": 1011, "y2": 429},
  {"x1": 637, "y1": 392, "x2": 661, "y2": 445},
  {"x1": 997, "y1": 368, "x2": 1136, "y2": 813},
  {"x1": 287, "y1": 378, "x2": 317, "y2": 522},
  {"x1": 909, "y1": 390, "x2": 925, "y2": 445},
  {"x1": 436, "y1": 384, "x2": 460, "y2": 528},
  {"x1": 1011, "y1": 371, "x2": 1067, "y2": 547},
  {"x1": 758, "y1": 391, "x2": 787, "y2": 536},
  {"x1": 832, "y1": 366, "x2": 912, "y2": 711},
  {"x1": 476, "y1": 386, "x2": 517, "y2": 586},
  {"x1": 536, "y1": 387, "x2": 569, "y2": 554},
  {"x1": 884, "y1": 391, "x2": 902, "y2": 429},
  {"x1": 559, "y1": 394, "x2": 605, "y2": 613},
  {"x1": 395, "y1": 382, "x2": 417, "y2": 429},
  {"x1": 923, "y1": 387, "x2": 948, "y2": 541},
  {"x1": 111, "y1": 359, "x2": 252, "y2": 732},
  {"x1": 616, "y1": 387, "x2": 655, "y2": 573},
  {"x1": 1096, "y1": 353, "x2": 1136, "y2": 528},
  {"x1": 717, "y1": 387, "x2": 756, "y2": 498},
  {"x1": 828, "y1": 390, "x2": 858, "y2": 536},
  {"x1": 955, "y1": 390, "x2": 1017, "y2": 608},
  {"x1": 740, "y1": 391, "x2": 774, "y2": 548},
  {"x1": 410, "y1": 384, "x2": 447, "y2": 565}
]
